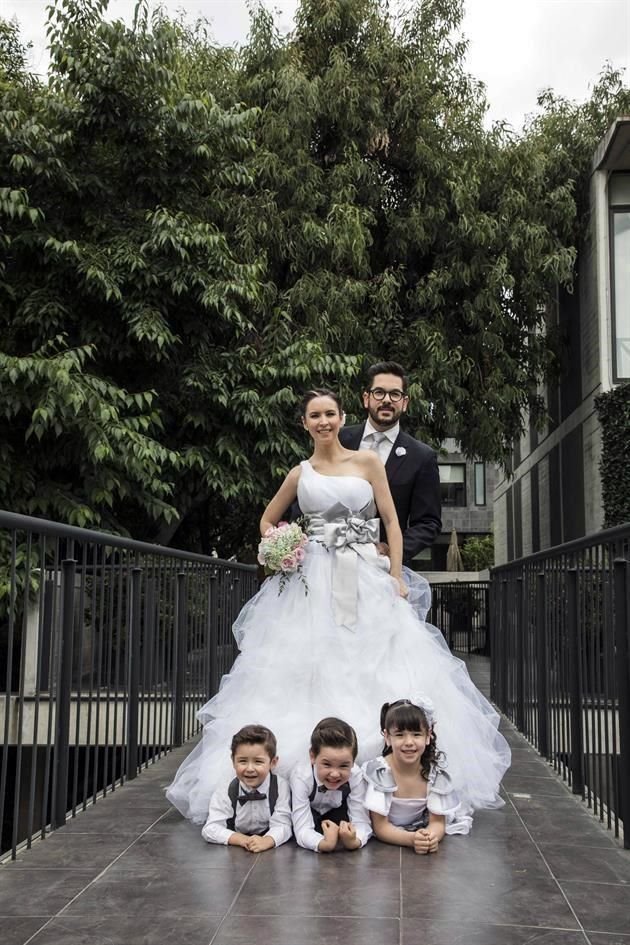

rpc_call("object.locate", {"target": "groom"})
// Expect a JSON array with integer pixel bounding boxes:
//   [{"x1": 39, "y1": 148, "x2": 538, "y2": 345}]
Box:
[{"x1": 340, "y1": 361, "x2": 441, "y2": 567}]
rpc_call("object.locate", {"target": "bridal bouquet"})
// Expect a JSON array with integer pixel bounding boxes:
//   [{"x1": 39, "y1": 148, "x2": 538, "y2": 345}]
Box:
[{"x1": 257, "y1": 521, "x2": 309, "y2": 595}]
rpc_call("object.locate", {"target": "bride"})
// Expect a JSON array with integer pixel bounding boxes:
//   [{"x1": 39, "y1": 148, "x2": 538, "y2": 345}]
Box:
[{"x1": 166, "y1": 389, "x2": 510, "y2": 824}]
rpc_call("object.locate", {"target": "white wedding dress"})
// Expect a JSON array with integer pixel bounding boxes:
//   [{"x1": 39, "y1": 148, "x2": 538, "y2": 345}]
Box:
[{"x1": 166, "y1": 461, "x2": 510, "y2": 824}]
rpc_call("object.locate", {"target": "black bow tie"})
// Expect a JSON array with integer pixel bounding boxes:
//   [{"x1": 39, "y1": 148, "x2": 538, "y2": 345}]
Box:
[
  {"x1": 317, "y1": 784, "x2": 328, "y2": 792},
  {"x1": 238, "y1": 790, "x2": 267, "y2": 804}
]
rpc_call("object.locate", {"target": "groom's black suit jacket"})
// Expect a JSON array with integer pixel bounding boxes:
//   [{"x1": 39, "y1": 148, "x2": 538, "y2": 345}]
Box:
[{"x1": 339, "y1": 423, "x2": 442, "y2": 565}]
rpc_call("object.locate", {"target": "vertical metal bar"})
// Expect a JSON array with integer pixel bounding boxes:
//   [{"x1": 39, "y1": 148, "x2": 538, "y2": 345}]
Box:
[
  {"x1": 27, "y1": 533, "x2": 48, "y2": 846},
  {"x1": 567, "y1": 567, "x2": 584, "y2": 796},
  {"x1": 209, "y1": 571, "x2": 219, "y2": 697},
  {"x1": 126, "y1": 566, "x2": 142, "y2": 780},
  {"x1": 614, "y1": 558, "x2": 630, "y2": 848},
  {"x1": 146, "y1": 571, "x2": 157, "y2": 765},
  {"x1": 41, "y1": 538, "x2": 60, "y2": 839},
  {"x1": 500, "y1": 579, "x2": 509, "y2": 714},
  {"x1": 52, "y1": 556, "x2": 76, "y2": 829},
  {"x1": 515, "y1": 576, "x2": 526, "y2": 732},
  {"x1": 172, "y1": 571, "x2": 187, "y2": 747},
  {"x1": 536, "y1": 571, "x2": 549, "y2": 758}
]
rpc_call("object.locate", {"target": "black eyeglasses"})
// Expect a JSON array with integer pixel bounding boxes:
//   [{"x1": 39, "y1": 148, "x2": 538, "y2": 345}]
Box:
[{"x1": 368, "y1": 387, "x2": 406, "y2": 403}]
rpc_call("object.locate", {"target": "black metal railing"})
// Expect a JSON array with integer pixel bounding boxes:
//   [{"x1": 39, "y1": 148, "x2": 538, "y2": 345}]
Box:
[
  {"x1": 491, "y1": 525, "x2": 630, "y2": 846},
  {"x1": 0, "y1": 510, "x2": 257, "y2": 858},
  {"x1": 427, "y1": 581, "x2": 490, "y2": 654}
]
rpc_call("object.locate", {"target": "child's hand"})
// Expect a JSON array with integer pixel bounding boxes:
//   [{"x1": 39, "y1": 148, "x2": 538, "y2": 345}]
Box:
[
  {"x1": 339, "y1": 820, "x2": 361, "y2": 851},
  {"x1": 227, "y1": 832, "x2": 252, "y2": 849},
  {"x1": 245, "y1": 835, "x2": 275, "y2": 853},
  {"x1": 413, "y1": 828, "x2": 439, "y2": 855},
  {"x1": 318, "y1": 820, "x2": 340, "y2": 853},
  {"x1": 395, "y1": 576, "x2": 409, "y2": 599}
]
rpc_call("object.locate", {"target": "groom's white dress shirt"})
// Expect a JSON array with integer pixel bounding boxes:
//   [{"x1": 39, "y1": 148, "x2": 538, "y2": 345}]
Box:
[{"x1": 359, "y1": 419, "x2": 400, "y2": 465}]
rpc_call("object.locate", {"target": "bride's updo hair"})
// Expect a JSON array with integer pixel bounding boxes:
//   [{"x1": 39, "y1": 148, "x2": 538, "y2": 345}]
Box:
[
  {"x1": 300, "y1": 388, "x2": 343, "y2": 416},
  {"x1": 380, "y1": 699, "x2": 444, "y2": 780}
]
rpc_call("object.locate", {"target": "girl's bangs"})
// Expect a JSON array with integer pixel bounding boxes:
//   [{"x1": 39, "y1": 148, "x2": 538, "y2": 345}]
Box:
[{"x1": 385, "y1": 702, "x2": 428, "y2": 733}]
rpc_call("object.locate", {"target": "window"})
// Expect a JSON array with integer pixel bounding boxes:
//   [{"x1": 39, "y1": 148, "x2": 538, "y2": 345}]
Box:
[
  {"x1": 474, "y1": 462, "x2": 486, "y2": 505},
  {"x1": 610, "y1": 173, "x2": 630, "y2": 380},
  {"x1": 439, "y1": 464, "x2": 466, "y2": 506}
]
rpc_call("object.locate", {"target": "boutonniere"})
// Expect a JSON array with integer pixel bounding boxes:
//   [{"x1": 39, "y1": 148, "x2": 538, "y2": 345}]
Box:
[{"x1": 395, "y1": 446, "x2": 407, "y2": 457}]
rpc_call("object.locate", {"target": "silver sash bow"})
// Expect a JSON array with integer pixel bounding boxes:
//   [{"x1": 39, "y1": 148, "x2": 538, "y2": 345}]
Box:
[{"x1": 307, "y1": 501, "x2": 386, "y2": 630}]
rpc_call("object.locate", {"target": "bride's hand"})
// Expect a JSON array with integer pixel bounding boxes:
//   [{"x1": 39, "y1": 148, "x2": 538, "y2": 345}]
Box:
[{"x1": 395, "y1": 577, "x2": 409, "y2": 599}]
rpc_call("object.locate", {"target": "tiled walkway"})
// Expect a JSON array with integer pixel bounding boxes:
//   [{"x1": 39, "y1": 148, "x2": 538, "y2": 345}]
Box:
[{"x1": 2, "y1": 656, "x2": 630, "y2": 945}]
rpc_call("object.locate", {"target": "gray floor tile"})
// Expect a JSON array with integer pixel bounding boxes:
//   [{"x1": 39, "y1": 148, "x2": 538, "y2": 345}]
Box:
[
  {"x1": 540, "y1": 844, "x2": 630, "y2": 884},
  {"x1": 589, "y1": 935, "x2": 630, "y2": 943},
  {"x1": 505, "y1": 760, "x2": 559, "y2": 778},
  {"x1": 0, "y1": 869, "x2": 95, "y2": 916},
  {"x1": 25, "y1": 914, "x2": 223, "y2": 945},
  {"x1": 61, "y1": 806, "x2": 169, "y2": 834},
  {"x1": 63, "y1": 866, "x2": 245, "y2": 917},
  {"x1": 508, "y1": 795, "x2": 617, "y2": 847},
  {"x1": 503, "y1": 776, "x2": 570, "y2": 796},
  {"x1": 404, "y1": 871, "x2": 579, "y2": 928},
  {"x1": 401, "y1": 832, "x2": 547, "y2": 879},
  {"x1": 4, "y1": 833, "x2": 134, "y2": 870},
  {"x1": 112, "y1": 832, "x2": 253, "y2": 873},
  {"x1": 0, "y1": 917, "x2": 49, "y2": 945},
  {"x1": 233, "y1": 862, "x2": 400, "y2": 918},
  {"x1": 466, "y1": 808, "x2": 529, "y2": 841},
  {"x1": 561, "y1": 881, "x2": 630, "y2": 934},
  {"x1": 216, "y1": 915, "x2": 401, "y2": 944},
  {"x1": 402, "y1": 921, "x2": 588, "y2": 945},
  {"x1": 270, "y1": 839, "x2": 402, "y2": 870}
]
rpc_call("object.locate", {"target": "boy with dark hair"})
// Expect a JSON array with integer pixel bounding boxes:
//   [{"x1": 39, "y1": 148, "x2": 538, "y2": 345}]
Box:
[
  {"x1": 202, "y1": 724, "x2": 292, "y2": 851},
  {"x1": 290, "y1": 717, "x2": 372, "y2": 853}
]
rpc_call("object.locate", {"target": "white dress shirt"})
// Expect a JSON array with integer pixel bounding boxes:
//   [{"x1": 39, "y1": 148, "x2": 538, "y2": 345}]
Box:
[
  {"x1": 290, "y1": 761, "x2": 372, "y2": 852},
  {"x1": 201, "y1": 773, "x2": 292, "y2": 847},
  {"x1": 359, "y1": 419, "x2": 400, "y2": 465}
]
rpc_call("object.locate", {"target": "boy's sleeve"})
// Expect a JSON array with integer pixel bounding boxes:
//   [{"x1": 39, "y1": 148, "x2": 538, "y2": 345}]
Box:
[
  {"x1": 347, "y1": 767, "x2": 373, "y2": 847},
  {"x1": 201, "y1": 784, "x2": 234, "y2": 845},
  {"x1": 290, "y1": 767, "x2": 322, "y2": 852},
  {"x1": 265, "y1": 776, "x2": 293, "y2": 848}
]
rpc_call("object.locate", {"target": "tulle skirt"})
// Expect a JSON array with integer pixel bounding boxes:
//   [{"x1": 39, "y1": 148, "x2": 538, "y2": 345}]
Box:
[{"x1": 166, "y1": 545, "x2": 510, "y2": 824}]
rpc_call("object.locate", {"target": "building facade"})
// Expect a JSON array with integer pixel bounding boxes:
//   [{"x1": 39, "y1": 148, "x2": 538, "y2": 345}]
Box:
[
  {"x1": 413, "y1": 438, "x2": 497, "y2": 571},
  {"x1": 493, "y1": 119, "x2": 630, "y2": 564}
]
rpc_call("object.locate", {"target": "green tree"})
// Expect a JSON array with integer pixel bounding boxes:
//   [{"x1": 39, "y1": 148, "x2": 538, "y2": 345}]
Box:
[
  {"x1": 461, "y1": 534, "x2": 494, "y2": 571},
  {"x1": 0, "y1": 1, "x2": 358, "y2": 548},
  {"x1": 197, "y1": 0, "x2": 580, "y2": 464}
]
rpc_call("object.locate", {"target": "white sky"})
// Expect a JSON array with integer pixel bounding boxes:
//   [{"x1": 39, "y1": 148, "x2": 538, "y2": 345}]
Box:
[{"x1": 1, "y1": 0, "x2": 628, "y2": 130}]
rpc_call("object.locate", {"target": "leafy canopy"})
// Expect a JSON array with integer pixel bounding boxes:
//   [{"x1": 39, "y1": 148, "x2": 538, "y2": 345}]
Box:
[{"x1": 1, "y1": 0, "x2": 626, "y2": 554}]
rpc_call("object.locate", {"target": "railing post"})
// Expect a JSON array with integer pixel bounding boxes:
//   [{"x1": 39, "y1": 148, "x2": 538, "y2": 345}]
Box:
[
  {"x1": 567, "y1": 567, "x2": 584, "y2": 796},
  {"x1": 516, "y1": 577, "x2": 525, "y2": 731},
  {"x1": 501, "y1": 579, "x2": 509, "y2": 713},
  {"x1": 536, "y1": 571, "x2": 549, "y2": 758},
  {"x1": 209, "y1": 570, "x2": 219, "y2": 697},
  {"x1": 614, "y1": 557, "x2": 630, "y2": 848},
  {"x1": 52, "y1": 556, "x2": 76, "y2": 829},
  {"x1": 126, "y1": 566, "x2": 142, "y2": 780},
  {"x1": 172, "y1": 571, "x2": 187, "y2": 747}
]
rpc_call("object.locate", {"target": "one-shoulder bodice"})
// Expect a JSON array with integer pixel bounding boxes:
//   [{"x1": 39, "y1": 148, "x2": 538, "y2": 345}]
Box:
[{"x1": 297, "y1": 460, "x2": 374, "y2": 515}]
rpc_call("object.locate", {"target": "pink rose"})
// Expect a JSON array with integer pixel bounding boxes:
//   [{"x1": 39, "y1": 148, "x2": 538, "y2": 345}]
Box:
[
  {"x1": 282, "y1": 555, "x2": 297, "y2": 571},
  {"x1": 277, "y1": 521, "x2": 289, "y2": 528},
  {"x1": 264, "y1": 526, "x2": 275, "y2": 537},
  {"x1": 257, "y1": 552, "x2": 266, "y2": 565},
  {"x1": 294, "y1": 547, "x2": 305, "y2": 562}
]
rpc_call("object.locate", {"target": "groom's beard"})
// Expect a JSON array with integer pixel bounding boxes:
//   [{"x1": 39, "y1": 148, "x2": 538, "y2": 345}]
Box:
[{"x1": 367, "y1": 403, "x2": 403, "y2": 431}]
